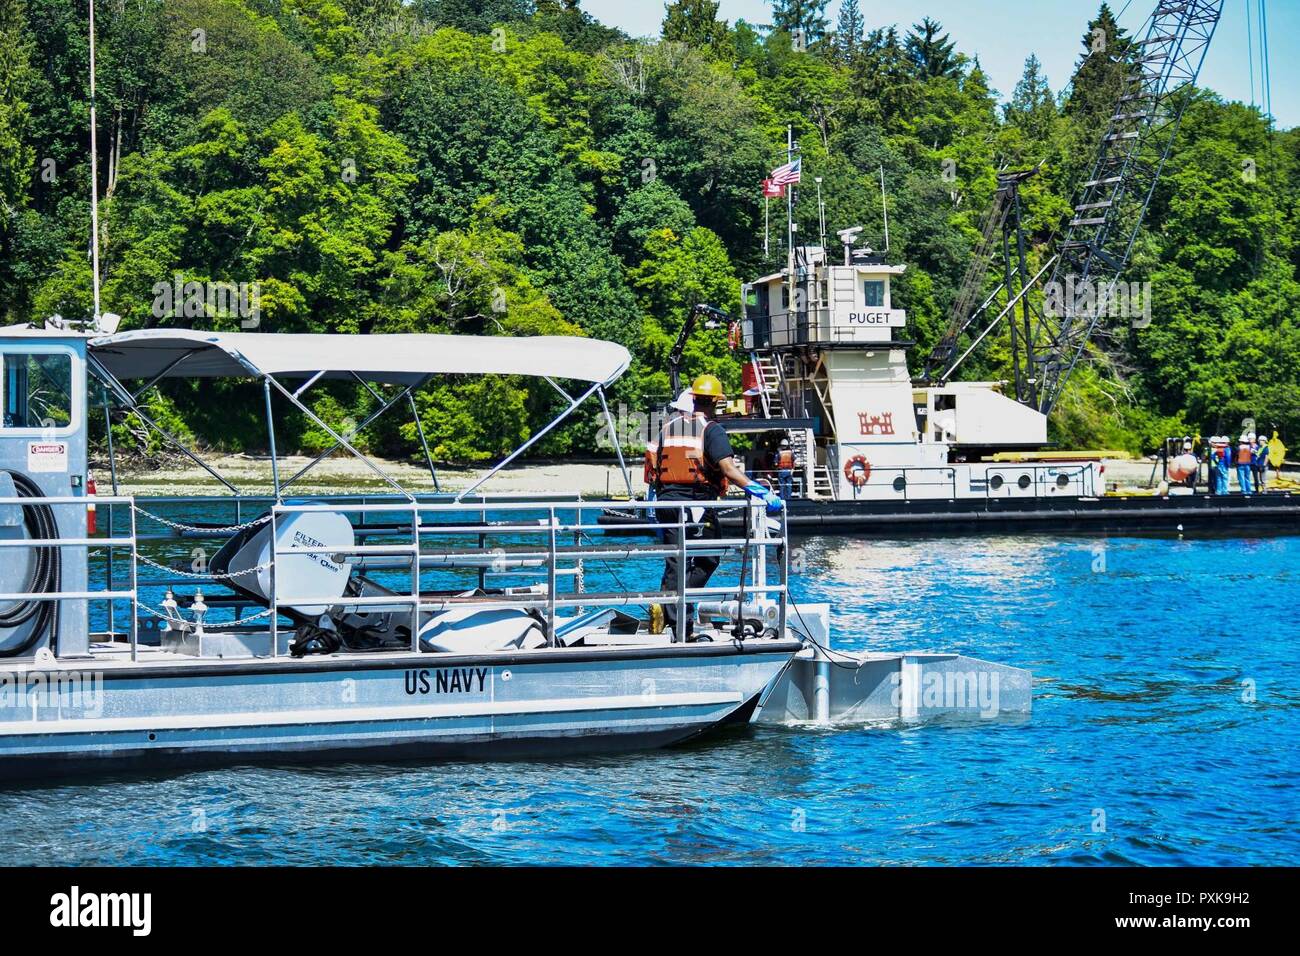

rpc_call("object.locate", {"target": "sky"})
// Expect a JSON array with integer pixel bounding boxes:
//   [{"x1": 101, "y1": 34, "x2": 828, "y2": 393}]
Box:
[{"x1": 583, "y1": 0, "x2": 1297, "y2": 129}]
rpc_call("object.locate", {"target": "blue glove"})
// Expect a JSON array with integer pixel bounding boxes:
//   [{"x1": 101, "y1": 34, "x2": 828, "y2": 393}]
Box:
[{"x1": 744, "y1": 482, "x2": 783, "y2": 513}]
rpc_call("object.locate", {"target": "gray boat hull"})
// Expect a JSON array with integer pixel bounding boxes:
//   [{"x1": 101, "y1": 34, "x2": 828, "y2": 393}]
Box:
[{"x1": 0, "y1": 640, "x2": 801, "y2": 780}]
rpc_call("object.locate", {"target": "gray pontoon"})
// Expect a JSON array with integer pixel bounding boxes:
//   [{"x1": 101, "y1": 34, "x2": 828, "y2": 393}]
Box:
[{"x1": 0, "y1": 324, "x2": 1028, "y2": 780}]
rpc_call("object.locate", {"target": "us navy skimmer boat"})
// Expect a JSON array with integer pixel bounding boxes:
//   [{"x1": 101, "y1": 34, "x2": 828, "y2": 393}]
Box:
[{"x1": 0, "y1": 324, "x2": 1027, "y2": 780}]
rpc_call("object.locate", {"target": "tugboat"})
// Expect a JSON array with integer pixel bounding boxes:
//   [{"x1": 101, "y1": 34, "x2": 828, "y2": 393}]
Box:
[
  {"x1": 614, "y1": 0, "x2": 1298, "y2": 536},
  {"x1": 0, "y1": 324, "x2": 1029, "y2": 780},
  {"x1": 712, "y1": 235, "x2": 1298, "y2": 535}
]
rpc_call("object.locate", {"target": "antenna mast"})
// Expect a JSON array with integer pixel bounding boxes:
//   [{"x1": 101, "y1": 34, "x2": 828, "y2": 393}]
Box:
[{"x1": 88, "y1": 0, "x2": 102, "y2": 328}]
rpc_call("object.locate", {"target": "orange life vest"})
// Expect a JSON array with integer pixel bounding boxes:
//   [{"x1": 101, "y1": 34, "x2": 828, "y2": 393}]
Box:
[
  {"x1": 1237, "y1": 444, "x2": 1253, "y2": 465},
  {"x1": 653, "y1": 412, "x2": 728, "y2": 494},
  {"x1": 777, "y1": 449, "x2": 795, "y2": 470}
]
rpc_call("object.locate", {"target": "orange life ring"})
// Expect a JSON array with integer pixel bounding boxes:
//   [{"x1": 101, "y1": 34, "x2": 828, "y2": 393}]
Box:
[
  {"x1": 727, "y1": 321, "x2": 743, "y2": 350},
  {"x1": 844, "y1": 455, "x2": 871, "y2": 487}
]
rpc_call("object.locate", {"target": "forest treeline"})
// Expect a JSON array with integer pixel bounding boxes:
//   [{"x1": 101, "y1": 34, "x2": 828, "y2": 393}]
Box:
[{"x1": 0, "y1": 0, "x2": 1296, "y2": 461}]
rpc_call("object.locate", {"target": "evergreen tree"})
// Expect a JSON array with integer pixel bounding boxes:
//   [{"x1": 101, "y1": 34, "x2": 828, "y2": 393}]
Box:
[
  {"x1": 1064, "y1": 3, "x2": 1132, "y2": 125},
  {"x1": 1005, "y1": 54, "x2": 1057, "y2": 145},
  {"x1": 414, "y1": 0, "x2": 531, "y2": 34},
  {"x1": 661, "y1": 0, "x2": 728, "y2": 54},
  {"x1": 832, "y1": 0, "x2": 865, "y2": 65},
  {"x1": 770, "y1": 0, "x2": 830, "y2": 48},
  {"x1": 0, "y1": 0, "x2": 36, "y2": 324},
  {"x1": 905, "y1": 17, "x2": 959, "y2": 79},
  {"x1": 849, "y1": 26, "x2": 917, "y2": 121}
]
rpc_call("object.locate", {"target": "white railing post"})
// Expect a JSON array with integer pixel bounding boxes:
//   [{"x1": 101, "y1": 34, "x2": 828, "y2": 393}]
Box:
[
  {"x1": 129, "y1": 496, "x2": 139, "y2": 662},
  {"x1": 675, "y1": 507, "x2": 688, "y2": 643},
  {"x1": 269, "y1": 505, "x2": 279, "y2": 657},
  {"x1": 546, "y1": 507, "x2": 557, "y2": 646},
  {"x1": 410, "y1": 502, "x2": 421, "y2": 653}
]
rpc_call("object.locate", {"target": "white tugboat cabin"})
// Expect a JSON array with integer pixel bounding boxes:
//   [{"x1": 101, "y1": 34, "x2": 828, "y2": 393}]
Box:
[{"x1": 735, "y1": 243, "x2": 1099, "y2": 502}]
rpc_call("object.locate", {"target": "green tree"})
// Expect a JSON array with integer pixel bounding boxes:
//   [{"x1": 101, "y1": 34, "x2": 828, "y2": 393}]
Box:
[
  {"x1": 1004, "y1": 54, "x2": 1057, "y2": 147},
  {"x1": 831, "y1": 0, "x2": 864, "y2": 65},
  {"x1": 0, "y1": 0, "x2": 37, "y2": 323},
  {"x1": 905, "y1": 18, "x2": 958, "y2": 79},
  {"x1": 770, "y1": 0, "x2": 830, "y2": 48},
  {"x1": 661, "y1": 0, "x2": 727, "y2": 55}
]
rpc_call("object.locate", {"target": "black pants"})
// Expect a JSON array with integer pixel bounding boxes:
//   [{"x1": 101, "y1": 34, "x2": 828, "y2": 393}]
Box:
[{"x1": 656, "y1": 504, "x2": 721, "y2": 640}]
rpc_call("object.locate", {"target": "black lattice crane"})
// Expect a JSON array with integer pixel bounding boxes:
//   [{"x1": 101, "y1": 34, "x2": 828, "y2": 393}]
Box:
[{"x1": 924, "y1": 0, "x2": 1225, "y2": 417}]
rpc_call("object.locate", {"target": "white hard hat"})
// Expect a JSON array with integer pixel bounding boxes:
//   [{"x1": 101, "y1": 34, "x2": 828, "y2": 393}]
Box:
[{"x1": 670, "y1": 389, "x2": 695, "y2": 413}]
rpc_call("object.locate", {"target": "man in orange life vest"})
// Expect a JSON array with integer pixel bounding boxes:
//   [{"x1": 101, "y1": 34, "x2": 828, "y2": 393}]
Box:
[
  {"x1": 650, "y1": 374, "x2": 782, "y2": 641},
  {"x1": 774, "y1": 437, "x2": 796, "y2": 500}
]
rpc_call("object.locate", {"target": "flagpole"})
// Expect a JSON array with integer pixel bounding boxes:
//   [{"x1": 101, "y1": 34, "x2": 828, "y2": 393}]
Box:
[
  {"x1": 786, "y1": 125, "x2": 797, "y2": 334},
  {"x1": 764, "y1": 196, "x2": 769, "y2": 259},
  {"x1": 786, "y1": 124, "x2": 794, "y2": 279}
]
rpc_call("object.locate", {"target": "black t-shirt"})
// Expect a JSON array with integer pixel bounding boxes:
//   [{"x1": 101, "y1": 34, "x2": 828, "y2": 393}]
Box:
[{"x1": 658, "y1": 420, "x2": 734, "y2": 501}]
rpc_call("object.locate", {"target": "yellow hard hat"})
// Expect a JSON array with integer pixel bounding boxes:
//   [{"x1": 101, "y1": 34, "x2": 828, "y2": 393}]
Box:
[{"x1": 690, "y1": 373, "x2": 725, "y2": 399}]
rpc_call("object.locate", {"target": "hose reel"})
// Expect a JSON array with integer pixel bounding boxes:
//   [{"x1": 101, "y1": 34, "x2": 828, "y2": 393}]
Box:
[{"x1": 0, "y1": 470, "x2": 61, "y2": 657}]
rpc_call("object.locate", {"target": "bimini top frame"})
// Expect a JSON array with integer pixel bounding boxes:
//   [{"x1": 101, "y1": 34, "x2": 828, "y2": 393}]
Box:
[{"x1": 85, "y1": 329, "x2": 633, "y2": 502}]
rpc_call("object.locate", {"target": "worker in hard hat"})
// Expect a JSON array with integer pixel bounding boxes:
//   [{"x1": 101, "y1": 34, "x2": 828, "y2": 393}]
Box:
[
  {"x1": 1253, "y1": 433, "x2": 1270, "y2": 492},
  {"x1": 1180, "y1": 436, "x2": 1196, "y2": 489},
  {"x1": 775, "y1": 436, "x2": 796, "y2": 501},
  {"x1": 1211, "y1": 439, "x2": 1230, "y2": 496},
  {"x1": 1235, "y1": 433, "x2": 1254, "y2": 496},
  {"x1": 650, "y1": 373, "x2": 782, "y2": 642}
]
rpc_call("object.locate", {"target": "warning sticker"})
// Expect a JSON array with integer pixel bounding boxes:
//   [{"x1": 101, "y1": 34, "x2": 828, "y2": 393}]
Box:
[{"x1": 27, "y1": 441, "x2": 69, "y2": 473}]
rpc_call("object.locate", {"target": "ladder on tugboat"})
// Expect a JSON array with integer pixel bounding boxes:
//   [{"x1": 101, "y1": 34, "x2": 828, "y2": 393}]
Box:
[
  {"x1": 811, "y1": 464, "x2": 837, "y2": 499},
  {"x1": 752, "y1": 352, "x2": 786, "y2": 417}
]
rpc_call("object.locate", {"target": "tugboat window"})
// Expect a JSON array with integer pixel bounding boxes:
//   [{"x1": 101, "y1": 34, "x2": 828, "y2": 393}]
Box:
[
  {"x1": 892, "y1": 476, "x2": 906, "y2": 491},
  {"x1": 1018, "y1": 474, "x2": 1032, "y2": 489},
  {"x1": 2, "y1": 352, "x2": 73, "y2": 430},
  {"x1": 863, "y1": 280, "x2": 885, "y2": 308},
  {"x1": 990, "y1": 474, "x2": 1004, "y2": 490},
  {"x1": 1056, "y1": 473, "x2": 1070, "y2": 488}
]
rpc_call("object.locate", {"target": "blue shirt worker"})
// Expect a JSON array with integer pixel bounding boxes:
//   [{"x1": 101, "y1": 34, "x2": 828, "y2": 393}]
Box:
[
  {"x1": 1253, "y1": 435, "x2": 1270, "y2": 492},
  {"x1": 649, "y1": 374, "x2": 782, "y2": 642}
]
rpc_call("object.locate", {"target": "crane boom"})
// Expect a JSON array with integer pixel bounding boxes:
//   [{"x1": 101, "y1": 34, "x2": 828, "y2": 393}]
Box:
[
  {"x1": 1032, "y1": 0, "x2": 1224, "y2": 415},
  {"x1": 922, "y1": 0, "x2": 1225, "y2": 416}
]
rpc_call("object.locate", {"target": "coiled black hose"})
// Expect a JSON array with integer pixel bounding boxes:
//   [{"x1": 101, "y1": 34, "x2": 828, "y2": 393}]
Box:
[{"x1": 0, "y1": 470, "x2": 61, "y2": 657}]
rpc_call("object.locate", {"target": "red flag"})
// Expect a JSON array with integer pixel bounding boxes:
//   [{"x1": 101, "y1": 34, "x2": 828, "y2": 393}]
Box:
[{"x1": 762, "y1": 178, "x2": 784, "y2": 198}]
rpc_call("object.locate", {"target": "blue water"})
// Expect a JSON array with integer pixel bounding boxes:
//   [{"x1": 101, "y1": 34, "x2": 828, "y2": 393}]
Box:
[{"x1": 3, "y1": 525, "x2": 1297, "y2": 865}]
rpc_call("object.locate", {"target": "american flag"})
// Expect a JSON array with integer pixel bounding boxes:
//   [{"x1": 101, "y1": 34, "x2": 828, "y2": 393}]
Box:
[{"x1": 769, "y1": 156, "x2": 801, "y2": 187}]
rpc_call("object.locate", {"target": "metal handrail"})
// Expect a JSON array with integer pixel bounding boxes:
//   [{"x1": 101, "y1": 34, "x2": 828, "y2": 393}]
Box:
[
  {"x1": 271, "y1": 498, "x2": 786, "y2": 647},
  {"x1": 0, "y1": 494, "x2": 140, "y2": 661},
  {"x1": 745, "y1": 308, "x2": 903, "y2": 348}
]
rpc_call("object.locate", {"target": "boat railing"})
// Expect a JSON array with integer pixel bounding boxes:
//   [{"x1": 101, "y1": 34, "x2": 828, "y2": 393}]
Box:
[
  {"x1": 744, "y1": 309, "x2": 902, "y2": 349},
  {"x1": 268, "y1": 498, "x2": 788, "y2": 653},
  {"x1": 746, "y1": 468, "x2": 807, "y2": 497},
  {"x1": 0, "y1": 493, "x2": 140, "y2": 655}
]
